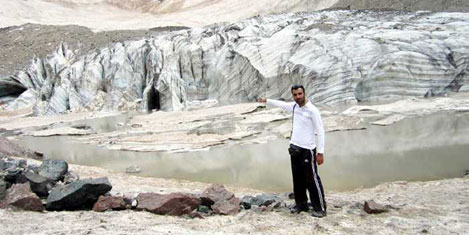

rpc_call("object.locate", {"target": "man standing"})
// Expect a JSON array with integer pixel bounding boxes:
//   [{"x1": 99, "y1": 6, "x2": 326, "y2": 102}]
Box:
[{"x1": 258, "y1": 85, "x2": 326, "y2": 218}]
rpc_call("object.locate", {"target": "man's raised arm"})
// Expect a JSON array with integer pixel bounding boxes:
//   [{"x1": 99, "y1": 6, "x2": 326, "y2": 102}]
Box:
[{"x1": 258, "y1": 97, "x2": 295, "y2": 112}]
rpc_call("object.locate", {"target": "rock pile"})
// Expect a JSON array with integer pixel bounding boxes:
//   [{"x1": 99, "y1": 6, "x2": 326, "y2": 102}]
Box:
[
  {"x1": 1, "y1": 157, "x2": 290, "y2": 217},
  {"x1": 0, "y1": 157, "x2": 111, "y2": 212}
]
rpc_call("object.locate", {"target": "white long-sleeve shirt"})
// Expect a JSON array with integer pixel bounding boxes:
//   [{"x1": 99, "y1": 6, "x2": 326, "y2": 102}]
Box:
[{"x1": 267, "y1": 99, "x2": 325, "y2": 153}]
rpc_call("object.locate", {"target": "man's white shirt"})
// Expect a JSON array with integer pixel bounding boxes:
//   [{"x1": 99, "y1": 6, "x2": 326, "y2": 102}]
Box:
[{"x1": 266, "y1": 99, "x2": 325, "y2": 154}]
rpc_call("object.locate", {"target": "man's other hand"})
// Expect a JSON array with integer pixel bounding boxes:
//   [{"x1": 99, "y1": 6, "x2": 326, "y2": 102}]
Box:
[
  {"x1": 258, "y1": 97, "x2": 267, "y2": 103},
  {"x1": 316, "y1": 153, "x2": 324, "y2": 165}
]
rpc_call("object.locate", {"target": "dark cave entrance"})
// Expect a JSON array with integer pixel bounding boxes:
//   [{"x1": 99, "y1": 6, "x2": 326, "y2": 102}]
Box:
[{"x1": 147, "y1": 86, "x2": 160, "y2": 111}]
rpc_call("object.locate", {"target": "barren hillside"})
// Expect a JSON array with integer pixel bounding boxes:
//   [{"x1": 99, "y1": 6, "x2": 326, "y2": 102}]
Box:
[{"x1": 2, "y1": 0, "x2": 468, "y2": 32}]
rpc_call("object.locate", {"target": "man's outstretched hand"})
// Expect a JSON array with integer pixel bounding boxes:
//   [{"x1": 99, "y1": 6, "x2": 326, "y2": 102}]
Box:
[
  {"x1": 258, "y1": 97, "x2": 267, "y2": 103},
  {"x1": 316, "y1": 153, "x2": 324, "y2": 165}
]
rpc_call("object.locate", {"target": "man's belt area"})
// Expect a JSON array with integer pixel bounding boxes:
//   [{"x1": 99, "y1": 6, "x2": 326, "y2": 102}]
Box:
[{"x1": 288, "y1": 144, "x2": 305, "y2": 156}]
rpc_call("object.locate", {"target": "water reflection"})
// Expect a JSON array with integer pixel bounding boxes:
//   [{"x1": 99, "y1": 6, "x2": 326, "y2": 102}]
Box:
[{"x1": 14, "y1": 112, "x2": 469, "y2": 192}]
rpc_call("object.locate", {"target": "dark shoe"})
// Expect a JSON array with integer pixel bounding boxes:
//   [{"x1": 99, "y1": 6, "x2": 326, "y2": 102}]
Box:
[
  {"x1": 290, "y1": 204, "x2": 309, "y2": 214},
  {"x1": 311, "y1": 210, "x2": 327, "y2": 218}
]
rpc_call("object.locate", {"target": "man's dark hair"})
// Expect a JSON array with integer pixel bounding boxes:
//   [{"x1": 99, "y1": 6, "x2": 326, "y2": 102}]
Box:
[{"x1": 291, "y1": 85, "x2": 305, "y2": 93}]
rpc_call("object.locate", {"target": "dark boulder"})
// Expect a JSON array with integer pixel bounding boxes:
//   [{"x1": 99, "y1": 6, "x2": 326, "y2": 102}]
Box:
[
  {"x1": 136, "y1": 192, "x2": 201, "y2": 216},
  {"x1": 24, "y1": 171, "x2": 55, "y2": 197},
  {"x1": 241, "y1": 195, "x2": 255, "y2": 209},
  {"x1": 46, "y1": 177, "x2": 112, "y2": 211},
  {"x1": 38, "y1": 159, "x2": 68, "y2": 181},
  {"x1": 364, "y1": 200, "x2": 388, "y2": 214},
  {"x1": 2, "y1": 182, "x2": 43, "y2": 211},
  {"x1": 92, "y1": 195, "x2": 128, "y2": 212},
  {"x1": 4, "y1": 168, "x2": 28, "y2": 184}
]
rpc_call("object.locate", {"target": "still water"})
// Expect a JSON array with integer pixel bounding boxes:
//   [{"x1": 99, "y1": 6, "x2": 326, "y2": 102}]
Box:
[{"x1": 14, "y1": 112, "x2": 469, "y2": 192}]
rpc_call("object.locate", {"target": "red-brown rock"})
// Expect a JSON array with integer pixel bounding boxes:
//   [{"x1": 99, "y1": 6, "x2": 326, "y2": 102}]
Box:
[
  {"x1": 200, "y1": 184, "x2": 235, "y2": 206},
  {"x1": 211, "y1": 196, "x2": 240, "y2": 215},
  {"x1": 3, "y1": 182, "x2": 43, "y2": 211},
  {"x1": 136, "y1": 192, "x2": 201, "y2": 216},
  {"x1": 92, "y1": 195, "x2": 128, "y2": 212},
  {"x1": 364, "y1": 200, "x2": 388, "y2": 214},
  {"x1": 200, "y1": 184, "x2": 241, "y2": 215}
]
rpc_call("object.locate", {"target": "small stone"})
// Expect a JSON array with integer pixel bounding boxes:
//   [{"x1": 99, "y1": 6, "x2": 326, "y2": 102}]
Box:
[
  {"x1": 93, "y1": 195, "x2": 128, "y2": 212},
  {"x1": 197, "y1": 205, "x2": 210, "y2": 213},
  {"x1": 131, "y1": 199, "x2": 138, "y2": 208},
  {"x1": 364, "y1": 200, "x2": 388, "y2": 214},
  {"x1": 125, "y1": 165, "x2": 141, "y2": 174}
]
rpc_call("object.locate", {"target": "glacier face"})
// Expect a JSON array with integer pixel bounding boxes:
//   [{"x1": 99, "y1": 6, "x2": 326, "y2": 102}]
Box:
[{"x1": 3, "y1": 10, "x2": 469, "y2": 115}]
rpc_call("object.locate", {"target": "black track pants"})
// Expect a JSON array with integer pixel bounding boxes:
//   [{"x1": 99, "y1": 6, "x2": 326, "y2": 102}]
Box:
[{"x1": 289, "y1": 144, "x2": 326, "y2": 212}]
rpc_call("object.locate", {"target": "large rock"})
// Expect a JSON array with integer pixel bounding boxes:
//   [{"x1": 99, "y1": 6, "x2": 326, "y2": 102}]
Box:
[
  {"x1": 24, "y1": 171, "x2": 55, "y2": 197},
  {"x1": 2, "y1": 182, "x2": 43, "y2": 211},
  {"x1": 200, "y1": 184, "x2": 240, "y2": 215},
  {"x1": 212, "y1": 197, "x2": 241, "y2": 215},
  {"x1": 92, "y1": 195, "x2": 128, "y2": 212},
  {"x1": 46, "y1": 177, "x2": 112, "y2": 211},
  {"x1": 38, "y1": 159, "x2": 68, "y2": 181},
  {"x1": 4, "y1": 11, "x2": 469, "y2": 115},
  {"x1": 136, "y1": 192, "x2": 201, "y2": 216},
  {"x1": 200, "y1": 184, "x2": 235, "y2": 207}
]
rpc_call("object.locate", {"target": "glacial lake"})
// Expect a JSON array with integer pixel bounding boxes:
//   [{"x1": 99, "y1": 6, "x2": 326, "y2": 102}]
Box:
[{"x1": 14, "y1": 111, "x2": 469, "y2": 192}]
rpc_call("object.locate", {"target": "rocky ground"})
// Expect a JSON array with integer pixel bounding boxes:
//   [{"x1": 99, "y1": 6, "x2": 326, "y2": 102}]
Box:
[{"x1": 1, "y1": 156, "x2": 468, "y2": 234}]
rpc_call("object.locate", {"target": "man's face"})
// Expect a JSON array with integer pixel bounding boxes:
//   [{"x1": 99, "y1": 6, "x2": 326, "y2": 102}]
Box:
[{"x1": 291, "y1": 88, "x2": 305, "y2": 106}]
